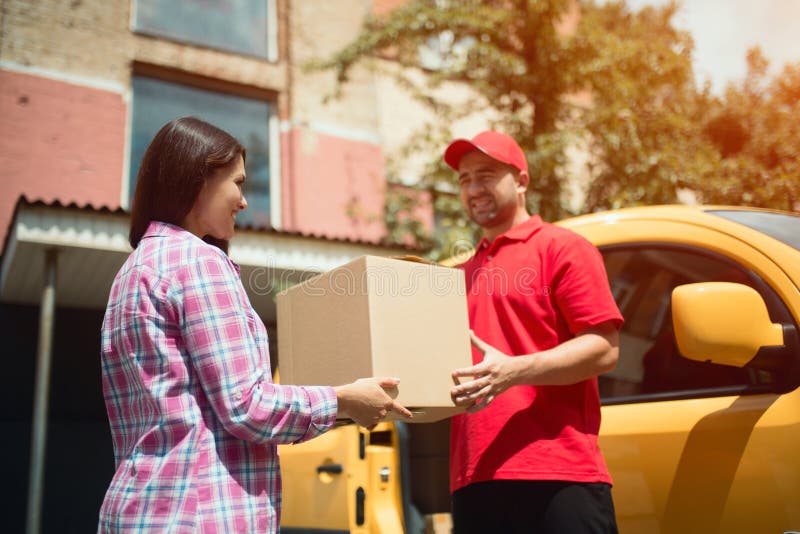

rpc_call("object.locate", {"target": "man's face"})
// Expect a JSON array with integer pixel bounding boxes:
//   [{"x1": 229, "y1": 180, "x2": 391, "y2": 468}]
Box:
[{"x1": 457, "y1": 150, "x2": 522, "y2": 229}]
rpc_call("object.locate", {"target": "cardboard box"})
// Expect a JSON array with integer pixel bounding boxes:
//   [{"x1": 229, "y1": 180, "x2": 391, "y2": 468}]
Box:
[{"x1": 277, "y1": 255, "x2": 471, "y2": 423}]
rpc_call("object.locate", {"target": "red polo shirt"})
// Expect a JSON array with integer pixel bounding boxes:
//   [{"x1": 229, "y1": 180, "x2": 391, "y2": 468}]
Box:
[{"x1": 450, "y1": 215, "x2": 623, "y2": 493}]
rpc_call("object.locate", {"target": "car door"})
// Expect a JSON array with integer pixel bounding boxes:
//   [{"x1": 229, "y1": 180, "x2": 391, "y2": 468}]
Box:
[
  {"x1": 584, "y1": 222, "x2": 800, "y2": 534},
  {"x1": 279, "y1": 424, "x2": 368, "y2": 533},
  {"x1": 279, "y1": 421, "x2": 406, "y2": 534}
]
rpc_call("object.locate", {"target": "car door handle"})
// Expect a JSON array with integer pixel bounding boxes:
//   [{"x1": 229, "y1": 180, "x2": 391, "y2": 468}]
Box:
[{"x1": 316, "y1": 463, "x2": 344, "y2": 475}]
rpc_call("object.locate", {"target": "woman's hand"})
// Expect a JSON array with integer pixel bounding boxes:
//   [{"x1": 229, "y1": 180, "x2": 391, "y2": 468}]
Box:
[
  {"x1": 335, "y1": 377, "x2": 413, "y2": 429},
  {"x1": 450, "y1": 330, "x2": 521, "y2": 413}
]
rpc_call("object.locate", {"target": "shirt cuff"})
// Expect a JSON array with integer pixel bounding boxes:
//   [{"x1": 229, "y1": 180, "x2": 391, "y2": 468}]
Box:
[{"x1": 296, "y1": 385, "x2": 338, "y2": 443}]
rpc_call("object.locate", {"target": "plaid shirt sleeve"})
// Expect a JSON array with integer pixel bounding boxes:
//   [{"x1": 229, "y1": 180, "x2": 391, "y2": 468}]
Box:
[{"x1": 169, "y1": 250, "x2": 337, "y2": 445}]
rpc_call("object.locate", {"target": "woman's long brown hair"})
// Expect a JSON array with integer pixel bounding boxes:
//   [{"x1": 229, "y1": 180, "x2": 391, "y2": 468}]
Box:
[{"x1": 128, "y1": 117, "x2": 246, "y2": 253}]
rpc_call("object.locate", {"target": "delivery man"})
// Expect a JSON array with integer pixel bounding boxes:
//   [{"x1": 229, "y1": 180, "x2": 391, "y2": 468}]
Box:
[{"x1": 445, "y1": 130, "x2": 623, "y2": 533}]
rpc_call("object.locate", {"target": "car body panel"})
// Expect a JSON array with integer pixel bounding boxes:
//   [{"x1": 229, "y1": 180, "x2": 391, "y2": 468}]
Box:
[
  {"x1": 280, "y1": 425, "x2": 363, "y2": 532},
  {"x1": 601, "y1": 391, "x2": 800, "y2": 532},
  {"x1": 280, "y1": 422, "x2": 406, "y2": 534}
]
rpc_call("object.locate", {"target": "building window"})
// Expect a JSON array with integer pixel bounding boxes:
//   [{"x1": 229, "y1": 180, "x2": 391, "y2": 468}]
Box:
[
  {"x1": 129, "y1": 75, "x2": 273, "y2": 228},
  {"x1": 132, "y1": 0, "x2": 274, "y2": 60}
]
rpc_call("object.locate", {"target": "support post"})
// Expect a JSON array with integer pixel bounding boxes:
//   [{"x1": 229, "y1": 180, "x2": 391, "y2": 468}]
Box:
[{"x1": 26, "y1": 248, "x2": 58, "y2": 534}]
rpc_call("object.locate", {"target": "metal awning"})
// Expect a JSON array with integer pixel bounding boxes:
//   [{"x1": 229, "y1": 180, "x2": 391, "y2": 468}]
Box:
[{"x1": 0, "y1": 201, "x2": 412, "y2": 323}]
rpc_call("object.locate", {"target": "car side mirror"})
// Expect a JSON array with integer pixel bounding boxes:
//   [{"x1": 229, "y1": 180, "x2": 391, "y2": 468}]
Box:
[{"x1": 671, "y1": 282, "x2": 784, "y2": 367}]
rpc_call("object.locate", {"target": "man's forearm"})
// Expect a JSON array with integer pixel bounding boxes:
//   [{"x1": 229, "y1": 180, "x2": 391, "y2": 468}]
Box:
[{"x1": 512, "y1": 324, "x2": 619, "y2": 387}]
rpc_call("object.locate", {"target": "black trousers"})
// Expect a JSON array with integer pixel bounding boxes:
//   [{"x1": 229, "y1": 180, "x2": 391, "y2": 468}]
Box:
[{"x1": 452, "y1": 480, "x2": 618, "y2": 534}]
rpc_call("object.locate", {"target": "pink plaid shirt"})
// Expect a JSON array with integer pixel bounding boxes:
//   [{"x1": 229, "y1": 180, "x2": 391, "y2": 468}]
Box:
[{"x1": 99, "y1": 222, "x2": 337, "y2": 533}]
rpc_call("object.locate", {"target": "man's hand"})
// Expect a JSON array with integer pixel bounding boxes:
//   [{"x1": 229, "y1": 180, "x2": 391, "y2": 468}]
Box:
[
  {"x1": 335, "y1": 377, "x2": 413, "y2": 429},
  {"x1": 450, "y1": 331, "x2": 521, "y2": 413}
]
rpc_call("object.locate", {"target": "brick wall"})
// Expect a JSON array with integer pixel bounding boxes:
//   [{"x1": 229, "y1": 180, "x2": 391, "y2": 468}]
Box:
[{"x1": 0, "y1": 0, "x2": 131, "y2": 86}]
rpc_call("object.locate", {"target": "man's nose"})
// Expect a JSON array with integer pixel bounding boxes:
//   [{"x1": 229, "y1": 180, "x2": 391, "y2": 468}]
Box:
[
  {"x1": 467, "y1": 179, "x2": 486, "y2": 195},
  {"x1": 239, "y1": 194, "x2": 248, "y2": 210}
]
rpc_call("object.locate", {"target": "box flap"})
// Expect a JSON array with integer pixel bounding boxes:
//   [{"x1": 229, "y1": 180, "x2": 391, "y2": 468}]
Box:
[{"x1": 391, "y1": 254, "x2": 438, "y2": 266}]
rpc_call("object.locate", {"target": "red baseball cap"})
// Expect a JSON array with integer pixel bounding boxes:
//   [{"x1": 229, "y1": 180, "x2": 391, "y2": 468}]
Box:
[{"x1": 443, "y1": 130, "x2": 528, "y2": 173}]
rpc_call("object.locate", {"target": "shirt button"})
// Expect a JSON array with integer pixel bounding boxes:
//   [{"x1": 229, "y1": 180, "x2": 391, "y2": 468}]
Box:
[
  {"x1": 487, "y1": 255, "x2": 493, "y2": 260},
  {"x1": 234, "y1": 390, "x2": 243, "y2": 401}
]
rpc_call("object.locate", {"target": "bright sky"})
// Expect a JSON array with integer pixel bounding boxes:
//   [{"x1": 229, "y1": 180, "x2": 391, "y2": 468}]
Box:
[{"x1": 624, "y1": 0, "x2": 800, "y2": 93}]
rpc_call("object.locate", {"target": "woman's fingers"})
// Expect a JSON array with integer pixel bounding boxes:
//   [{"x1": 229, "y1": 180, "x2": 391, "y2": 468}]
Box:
[
  {"x1": 375, "y1": 377, "x2": 401, "y2": 389},
  {"x1": 390, "y1": 400, "x2": 413, "y2": 418}
]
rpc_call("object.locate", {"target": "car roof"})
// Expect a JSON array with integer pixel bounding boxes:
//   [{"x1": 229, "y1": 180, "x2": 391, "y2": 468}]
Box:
[
  {"x1": 441, "y1": 204, "x2": 800, "y2": 277},
  {"x1": 558, "y1": 204, "x2": 800, "y2": 288},
  {"x1": 557, "y1": 204, "x2": 795, "y2": 227}
]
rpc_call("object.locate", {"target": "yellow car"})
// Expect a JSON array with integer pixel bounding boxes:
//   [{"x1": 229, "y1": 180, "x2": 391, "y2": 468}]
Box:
[{"x1": 279, "y1": 205, "x2": 800, "y2": 534}]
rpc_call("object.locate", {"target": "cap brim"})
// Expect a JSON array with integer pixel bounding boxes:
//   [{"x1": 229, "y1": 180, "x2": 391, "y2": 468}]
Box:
[{"x1": 443, "y1": 139, "x2": 482, "y2": 171}]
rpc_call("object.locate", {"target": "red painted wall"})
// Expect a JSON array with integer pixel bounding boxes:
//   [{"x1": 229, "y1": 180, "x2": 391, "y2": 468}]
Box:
[
  {"x1": 0, "y1": 70, "x2": 126, "y2": 247},
  {"x1": 281, "y1": 128, "x2": 387, "y2": 242}
]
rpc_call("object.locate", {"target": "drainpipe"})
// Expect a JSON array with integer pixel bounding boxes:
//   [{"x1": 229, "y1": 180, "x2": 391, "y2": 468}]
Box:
[
  {"x1": 285, "y1": 0, "x2": 297, "y2": 229},
  {"x1": 26, "y1": 248, "x2": 58, "y2": 534}
]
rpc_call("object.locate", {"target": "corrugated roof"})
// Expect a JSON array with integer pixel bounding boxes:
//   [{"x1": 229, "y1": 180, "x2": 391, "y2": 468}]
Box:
[
  {"x1": 1, "y1": 196, "x2": 426, "y2": 316},
  {"x1": 3, "y1": 195, "x2": 420, "y2": 257}
]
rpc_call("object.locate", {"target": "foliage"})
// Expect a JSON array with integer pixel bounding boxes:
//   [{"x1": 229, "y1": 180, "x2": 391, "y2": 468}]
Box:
[
  {"x1": 576, "y1": 1, "x2": 718, "y2": 210},
  {"x1": 314, "y1": 0, "x2": 799, "y2": 253},
  {"x1": 691, "y1": 50, "x2": 800, "y2": 210}
]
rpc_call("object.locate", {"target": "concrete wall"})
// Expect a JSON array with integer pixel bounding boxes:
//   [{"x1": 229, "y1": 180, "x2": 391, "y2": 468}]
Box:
[{"x1": 281, "y1": 127, "x2": 387, "y2": 241}]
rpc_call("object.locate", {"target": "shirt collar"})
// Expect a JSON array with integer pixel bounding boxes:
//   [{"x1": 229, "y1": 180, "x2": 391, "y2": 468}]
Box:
[
  {"x1": 475, "y1": 215, "x2": 544, "y2": 250},
  {"x1": 141, "y1": 221, "x2": 241, "y2": 274},
  {"x1": 142, "y1": 221, "x2": 197, "y2": 241}
]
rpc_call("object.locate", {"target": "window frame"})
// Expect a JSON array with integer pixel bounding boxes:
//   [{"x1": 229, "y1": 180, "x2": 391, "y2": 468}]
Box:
[
  {"x1": 598, "y1": 241, "x2": 799, "y2": 406},
  {"x1": 122, "y1": 64, "x2": 282, "y2": 229},
  {"x1": 130, "y1": 0, "x2": 279, "y2": 62}
]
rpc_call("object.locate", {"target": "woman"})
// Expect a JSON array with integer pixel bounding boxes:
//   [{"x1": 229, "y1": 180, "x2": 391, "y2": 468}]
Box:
[{"x1": 99, "y1": 117, "x2": 410, "y2": 532}]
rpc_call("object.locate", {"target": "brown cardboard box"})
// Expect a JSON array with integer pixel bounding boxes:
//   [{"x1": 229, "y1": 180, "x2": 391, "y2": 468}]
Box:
[{"x1": 277, "y1": 255, "x2": 471, "y2": 423}]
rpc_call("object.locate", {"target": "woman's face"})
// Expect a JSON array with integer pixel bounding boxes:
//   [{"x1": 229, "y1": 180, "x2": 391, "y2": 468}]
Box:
[{"x1": 183, "y1": 155, "x2": 247, "y2": 241}]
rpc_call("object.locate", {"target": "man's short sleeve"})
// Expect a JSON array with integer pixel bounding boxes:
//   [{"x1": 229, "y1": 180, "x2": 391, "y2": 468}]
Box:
[{"x1": 551, "y1": 232, "x2": 624, "y2": 335}]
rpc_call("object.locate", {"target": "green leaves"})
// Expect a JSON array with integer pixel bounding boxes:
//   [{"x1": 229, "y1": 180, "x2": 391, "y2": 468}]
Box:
[{"x1": 686, "y1": 49, "x2": 800, "y2": 211}]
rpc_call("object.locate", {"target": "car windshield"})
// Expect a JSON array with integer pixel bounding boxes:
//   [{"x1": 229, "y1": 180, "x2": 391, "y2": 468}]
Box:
[{"x1": 706, "y1": 210, "x2": 800, "y2": 251}]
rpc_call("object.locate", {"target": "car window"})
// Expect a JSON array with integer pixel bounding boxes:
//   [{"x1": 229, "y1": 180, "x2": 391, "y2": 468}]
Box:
[
  {"x1": 599, "y1": 245, "x2": 780, "y2": 404},
  {"x1": 706, "y1": 210, "x2": 800, "y2": 251}
]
